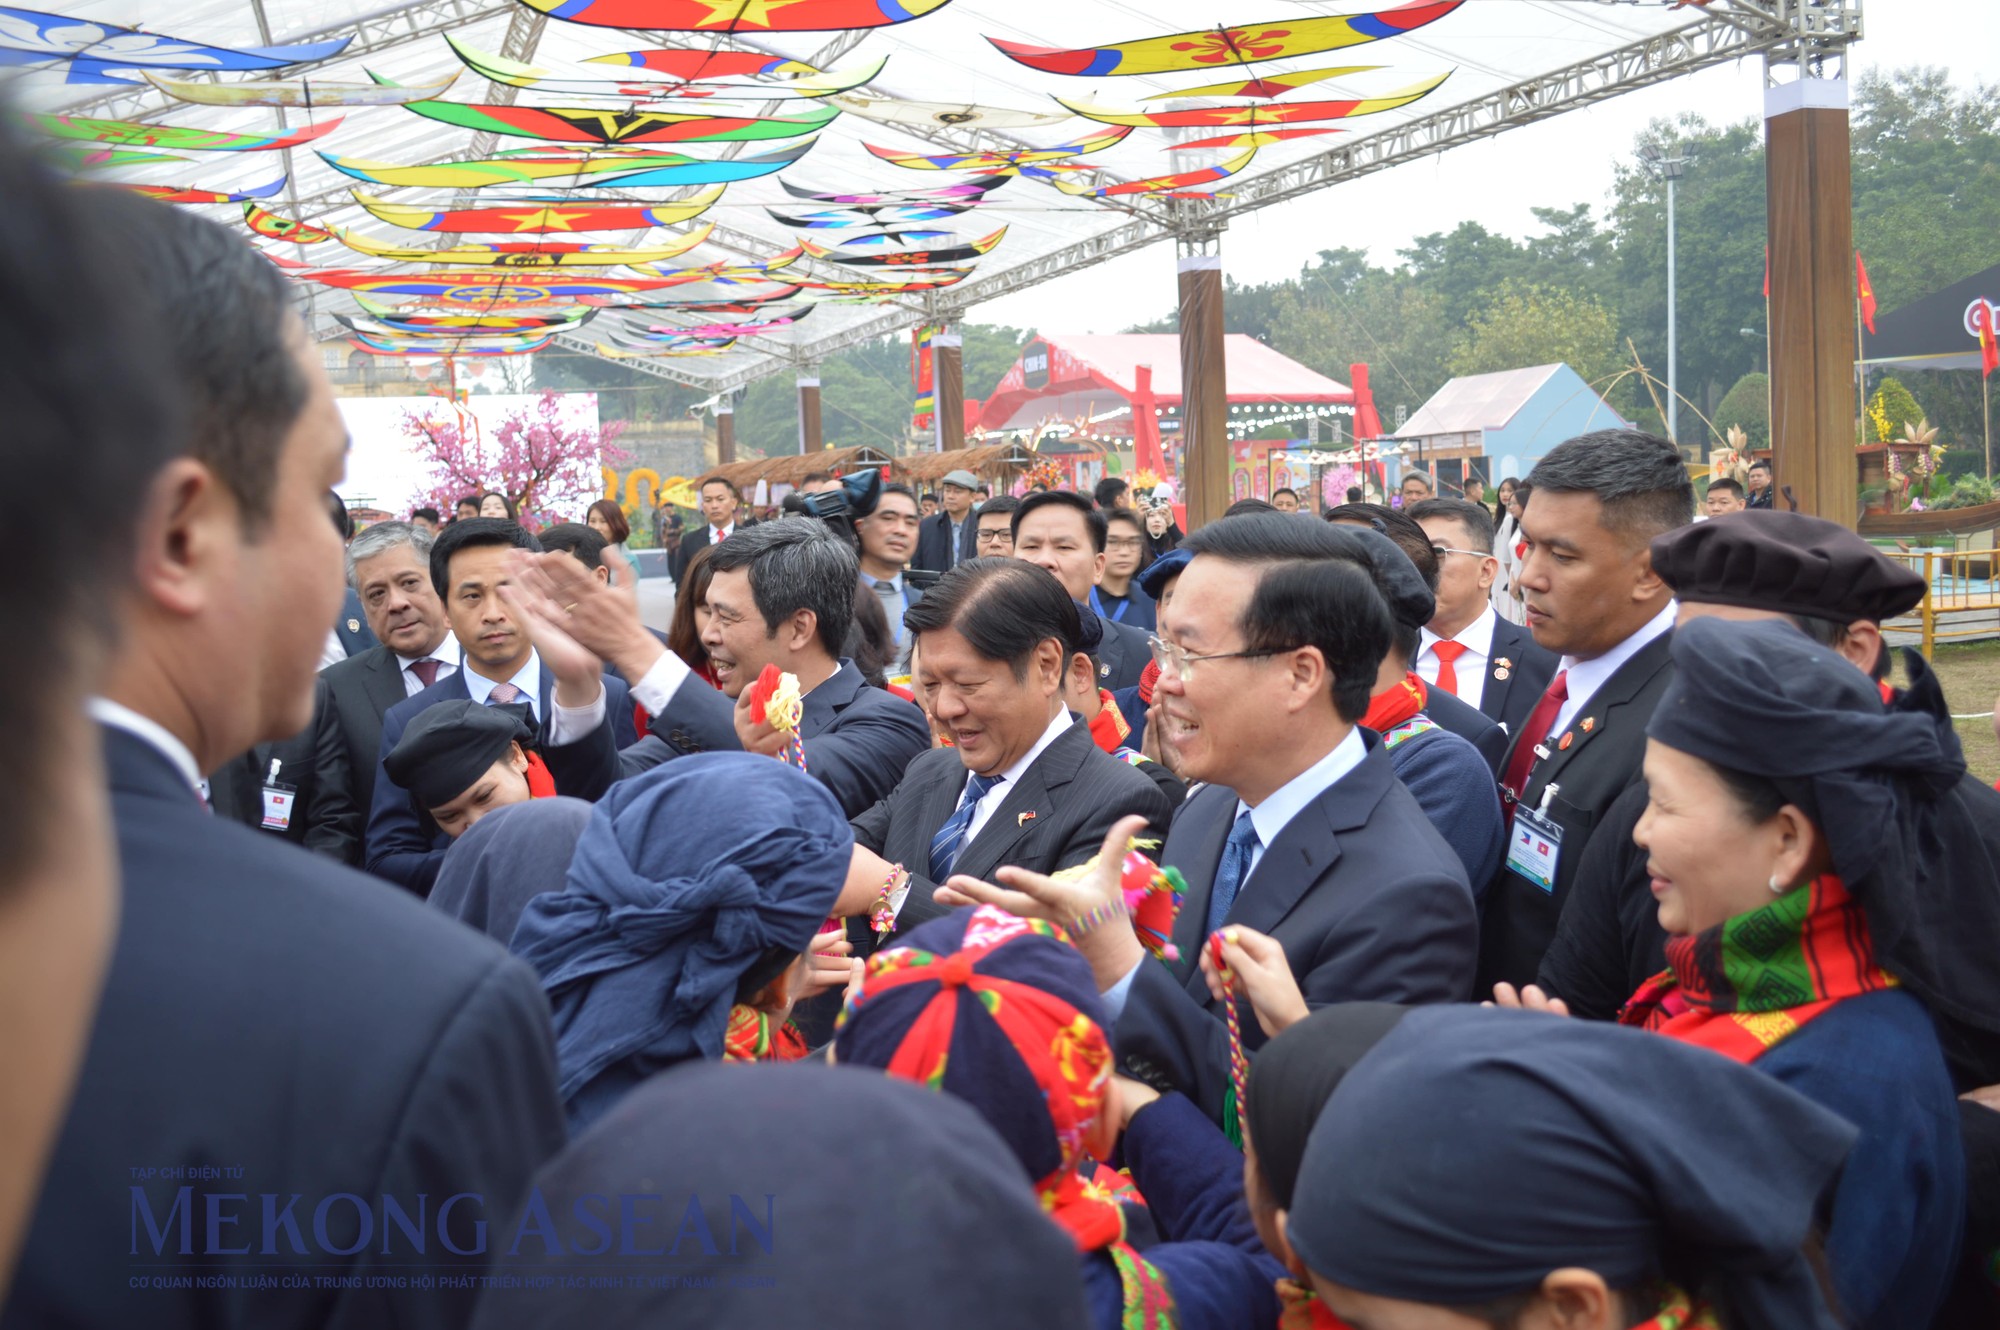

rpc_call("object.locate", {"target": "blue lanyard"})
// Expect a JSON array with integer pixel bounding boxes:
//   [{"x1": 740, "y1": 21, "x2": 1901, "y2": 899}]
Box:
[{"x1": 1089, "y1": 587, "x2": 1128, "y2": 623}]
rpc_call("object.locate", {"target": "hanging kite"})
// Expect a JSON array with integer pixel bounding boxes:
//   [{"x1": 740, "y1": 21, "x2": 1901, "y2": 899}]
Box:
[
  {"x1": 780, "y1": 175, "x2": 1008, "y2": 204},
  {"x1": 801, "y1": 229, "x2": 953, "y2": 247},
  {"x1": 586, "y1": 48, "x2": 819, "y2": 78},
  {"x1": 596, "y1": 287, "x2": 805, "y2": 313},
  {"x1": 799, "y1": 226, "x2": 1006, "y2": 268},
  {"x1": 1171, "y1": 126, "x2": 1344, "y2": 151},
  {"x1": 865, "y1": 126, "x2": 1130, "y2": 173},
  {"x1": 339, "y1": 316, "x2": 578, "y2": 342},
  {"x1": 444, "y1": 34, "x2": 882, "y2": 99},
  {"x1": 391, "y1": 97, "x2": 837, "y2": 145},
  {"x1": 509, "y1": 0, "x2": 954, "y2": 32},
  {"x1": 635, "y1": 309, "x2": 812, "y2": 337},
  {"x1": 350, "y1": 332, "x2": 557, "y2": 357},
  {"x1": 144, "y1": 71, "x2": 459, "y2": 106},
  {"x1": 121, "y1": 177, "x2": 287, "y2": 204},
  {"x1": 575, "y1": 140, "x2": 816, "y2": 187},
  {"x1": 0, "y1": 7, "x2": 351, "y2": 85},
  {"x1": 987, "y1": 1, "x2": 1462, "y2": 77},
  {"x1": 828, "y1": 94, "x2": 1069, "y2": 131},
  {"x1": 353, "y1": 186, "x2": 723, "y2": 234},
  {"x1": 347, "y1": 300, "x2": 597, "y2": 334},
  {"x1": 797, "y1": 272, "x2": 971, "y2": 294},
  {"x1": 28, "y1": 112, "x2": 345, "y2": 152},
  {"x1": 331, "y1": 223, "x2": 715, "y2": 268},
  {"x1": 624, "y1": 248, "x2": 806, "y2": 284},
  {"x1": 1059, "y1": 75, "x2": 1451, "y2": 127},
  {"x1": 318, "y1": 148, "x2": 700, "y2": 188},
  {"x1": 244, "y1": 203, "x2": 336, "y2": 244},
  {"x1": 1142, "y1": 65, "x2": 1382, "y2": 100},
  {"x1": 1054, "y1": 146, "x2": 1257, "y2": 198},
  {"x1": 768, "y1": 204, "x2": 972, "y2": 230},
  {"x1": 304, "y1": 271, "x2": 710, "y2": 306},
  {"x1": 45, "y1": 145, "x2": 187, "y2": 170},
  {"x1": 593, "y1": 338, "x2": 737, "y2": 359}
]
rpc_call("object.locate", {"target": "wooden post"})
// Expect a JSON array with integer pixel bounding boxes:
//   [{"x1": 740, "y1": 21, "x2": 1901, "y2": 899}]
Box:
[
  {"x1": 1764, "y1": 78, "x2": 1857, "y2": 529},
  {"x1": 715, "y1": 395, "x2": 735, "y2": 465},
  {"x1": 1178, "y1": 246, "x2": 1229, "y2": 530},
  {"x1": 797, "y1": 372, "x2": 822, "y2": 455},
  {"x1": 935, "y1": 330, "x2": 965, "y2": 451},
  {"x1": 1921, "y1": 550, "x2": 1936, "y2": 659}
]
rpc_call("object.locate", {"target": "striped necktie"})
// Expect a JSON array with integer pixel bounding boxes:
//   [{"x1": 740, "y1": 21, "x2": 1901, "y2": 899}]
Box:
[{"x1": 928, "y1": 773, "x2": 1003, "y2": 883}]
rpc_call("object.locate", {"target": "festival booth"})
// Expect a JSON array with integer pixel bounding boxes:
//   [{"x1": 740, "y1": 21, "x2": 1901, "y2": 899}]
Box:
[
  {"x1": 1390, "y1": 363, "x2": 1629, "y2": 493},
  {"x1": 975, "y1": 334, "x2": 1377, "y2": 505},
  {"x1": 1861, "y1": 261, "x2": 2000, "y2": 375}
]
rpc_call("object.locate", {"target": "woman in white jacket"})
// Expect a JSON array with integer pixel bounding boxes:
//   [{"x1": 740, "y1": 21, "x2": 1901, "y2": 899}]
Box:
[{"x1": 1491, "y1": 478, "x2": 1528, "y2": 624}]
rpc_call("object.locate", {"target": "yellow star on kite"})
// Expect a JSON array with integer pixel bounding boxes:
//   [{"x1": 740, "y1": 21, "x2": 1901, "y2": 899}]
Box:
[
  {"x1": 501, "y1": 209, "x2": 589, "y2": 233},
  {"x1": 690, "y1": 0, "x2": 805, "y2": 29}
]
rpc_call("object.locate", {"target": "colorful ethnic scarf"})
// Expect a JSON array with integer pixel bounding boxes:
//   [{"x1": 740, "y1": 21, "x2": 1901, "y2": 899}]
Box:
[
  {"x1": 1089, "y1": 689, "x2": 1133, "y2": 753},
  {"x1": 1618, "y1": 875, "x2": 1896, "y2": 1064},
  {"x1": 1360, "y1": 673, "x2": 1426, "y2": 735},
  {"x1": 523, "y1": 751, "x2": 558, "y2": 800},
  {"x1": 720, "y1": 1004, "x2": 808, "y2": 1062}
]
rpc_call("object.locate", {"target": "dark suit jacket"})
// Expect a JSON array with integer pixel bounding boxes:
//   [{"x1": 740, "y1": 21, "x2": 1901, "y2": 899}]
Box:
[
  {"x1": 365, "y1": 663, "x2": 628, "y2": 896},
  {"x1": 617, "y1": 659, "x2": 931, "y2": 818},
  {"x1": 1093, "y1": 611, "x2": 1150, "y2": 693},
  {"x1": 1477, "y1": 630, "x2": 1675, "y2": 993},
  {"x1": 0, "y1": 727, "x2": 567, "y2": 1330},
  {"x1": 670, "y1": 518, "x2": 755, "y2": 583},
  {"x1": 848, "y1": 716, "x2": 1175, "y2": 954},
  {"x1": 913, "y1": 510, "x2": 976, "y2": 573},
  {"x1": 206, "y1": 675, "x2": 360, "y2": 863},
  {"x1": 1114, "y1": 733, "x2": 1477, "y2": 1121},
  {"x1": 332, "y1": 586, "x2": 377, "y2": 660},
  {"x1": 1479, "y1": 615, "x2": 1561, "y2": 738},
  {"x1": 1419, "y1": 681, "x2": 1506, "y2": 773},
  {"x1": 317, "y1": 643, "x2": 420, "y2": 826}
]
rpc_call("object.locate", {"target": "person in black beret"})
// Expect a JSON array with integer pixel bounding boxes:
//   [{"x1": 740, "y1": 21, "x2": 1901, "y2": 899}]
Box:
[{"x1": 381, "y1": 699, "x2": 550, "y2": 841}]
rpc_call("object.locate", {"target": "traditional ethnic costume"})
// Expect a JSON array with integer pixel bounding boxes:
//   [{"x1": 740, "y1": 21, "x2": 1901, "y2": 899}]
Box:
[
  {"x1": 381, "y1": 699, "x2": 558, "y2": 825},
  {"x1": 428, "y1": 796, "x2": 593, "y2": 943},
  {"x1": 1359, "y1": 672, "x2": 1504, "y2": 888}
]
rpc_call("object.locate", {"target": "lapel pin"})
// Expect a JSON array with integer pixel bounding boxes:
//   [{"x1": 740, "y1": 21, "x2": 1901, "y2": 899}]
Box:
[
  {"x1": 1495, "y1": 656, "x2": 1513, "y2": 669},
  {"x1": 1494, "y1": 667, "x2": 1511, "y2": 681},
  {"x1": 1580, "y1": 717, "x2": 1596, "y2": 734},
  {"x1": 1017, "y1": 811, "x2": 1037, "y2": 827},
  {"x1": 1558, "y1": 731, "x2": 1574, "y2": 751},
  {"x1": 1099, "y1": 663, "x2": 1111, "y2": 678},
  {"x1": 346, "y1": 618, "x2": 360, "y2": 633}
]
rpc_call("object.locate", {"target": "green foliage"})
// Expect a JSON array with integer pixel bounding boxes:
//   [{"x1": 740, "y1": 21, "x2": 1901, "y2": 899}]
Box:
[
  {"x1": 1448, "y1": 281, "x2": 1625, "y2": 402},
  {"x1": 1865, "y1": 376, "x2": 1925, "y2": 444},
  {"x1": 1714, "y1": 372, "x2": 1769, "y2": 447},
  {"x1": 1931, "y1": 473, "x2": 1998, "y2": 510}
]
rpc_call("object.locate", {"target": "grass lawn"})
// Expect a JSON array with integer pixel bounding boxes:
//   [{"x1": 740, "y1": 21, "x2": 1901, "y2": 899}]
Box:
[{"x1": 1915, "y1": 639, "x2": 2000, "y2": 784}]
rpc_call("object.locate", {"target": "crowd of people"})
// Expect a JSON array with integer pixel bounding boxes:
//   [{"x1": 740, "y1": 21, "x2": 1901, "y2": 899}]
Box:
[{"x1": 4, "y1": 136, "x2": 1998, "y2": 1330}]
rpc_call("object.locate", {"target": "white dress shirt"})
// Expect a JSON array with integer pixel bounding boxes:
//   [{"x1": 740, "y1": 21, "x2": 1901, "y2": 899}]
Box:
[
  {"x1": 395, "y1": 634, "x2": 462, "y2": 698},
  {"x1": 461, "y1": 650, "x2": 605, "y2": 746},
  {"x1": 1551, "y1": 602, "x2": 1676, "y2": 736},
  {"x1": 90, "y1": 697, "x2": 205, "y2": 798},
  {"x1": 708, "y1": 522, "x2": 736, "y2": 544},
  {"x1": 1417, "y1": 604, "x2": 1499, "y2": 710}
]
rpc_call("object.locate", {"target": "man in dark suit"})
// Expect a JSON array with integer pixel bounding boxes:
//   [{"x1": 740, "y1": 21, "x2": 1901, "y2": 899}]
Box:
[
  {"x1": 1012, "y1": 490, "x2": 1149, "y2": 692},
  {"x1": 943, "y1": 515, "x2": 1476, "y2": 1123},
  {"x1": 508, "y1": 517, "x2": 932, "y2": 819},
  {"x1": 1410, "y1": 497, "x2": 1561, "y2": 742},
  {"x1": 204, "y1": 675, "x2": 357, "y2": 858},
  {"x1": 5, "y1": 201, "x2": 566, "y2": 1330},
  {"x1": 365, "y1": 519, "x2": 627, "y2": 895},
  {"x1": 669, "y1": 473, "x2": 752, "y2": 583},
  {"x1": 856, "y1": 482, "x2": 925, "y2": 651},
  {"x1": 1477, "y1": 429, "x2": 1692, "y2": 994},
  {"x1": 843, "y1": 559, "x2": 1173, "y2": 955},
  {"x1": 912, "y1": 467, "x2": 979, "y2": 572}
]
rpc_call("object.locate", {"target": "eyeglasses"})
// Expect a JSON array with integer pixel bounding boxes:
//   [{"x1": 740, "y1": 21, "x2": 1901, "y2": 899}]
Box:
[
  {"x1": 1430, "y1": 545, "x2": 1492, "y2": 560},
  {"x1": 1147, "y1": 634, "x2": 1291, "y2": 682},
  {"x1": 1106, "y1": 536, "x2": 1145, "y2": 550},
  {"x1": 975, "y1": 528, "x2": 1013, "y2": 545}
]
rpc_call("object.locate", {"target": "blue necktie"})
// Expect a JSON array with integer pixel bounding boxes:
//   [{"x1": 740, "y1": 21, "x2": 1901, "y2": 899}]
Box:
[
  {"x1": 1206, "y1": 809, "x2": 1262, "y2": 934},
  {"x1": 929, "y1": 773, "x2": 1003, "y2": 882}
]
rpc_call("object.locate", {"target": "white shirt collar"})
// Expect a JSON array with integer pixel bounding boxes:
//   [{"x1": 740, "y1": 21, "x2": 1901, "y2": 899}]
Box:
[
  {"x1": 396, "y1": 633, "x2": 461, "y2": 671},
  {"x1": 859, "y1": 569, "x2": 905, "y2": 592},
  {"x1": 992, "y1": 706, "x2": 1073, "y2": 790},
  {"x1": 710, "y1": 522, "x2": 734, "y2": 541},
  {"x1": 460, "y1": 651, "x2": 543, "y2": 717},
  {"x1": 1235, "y1": 724, "x2": 1367, "y2": 852},
  {"x1": 1420, "y1": 603, "x2": 1498, "y2": 659},
  {"x1": 89, "y1": 697, "x2": 203, "y2": 793},
  {"x1": 1556, "y1": 602, "x2": 1676, "y2": 727}
]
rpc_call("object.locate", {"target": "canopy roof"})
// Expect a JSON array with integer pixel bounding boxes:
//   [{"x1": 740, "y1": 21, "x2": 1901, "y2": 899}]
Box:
[
  {"x1": 1861, "y1": 261, "x2": 2000, "y2": 373},
  {"x1": 1393, "y1": 363, "x2": 1565, "y2": 437},
  {"x1": 980, "y1": 332, "x2": 1352, "y2": 430}
]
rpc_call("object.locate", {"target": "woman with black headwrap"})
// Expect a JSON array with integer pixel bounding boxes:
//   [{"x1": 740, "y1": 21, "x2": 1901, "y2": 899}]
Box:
[
  {"x1": 1614, "y1": 616, "x2": 1967, "y2": 1328},
  {"x1": 1287, "y1": 1006, "x2": 1856, "y2": 1330}
]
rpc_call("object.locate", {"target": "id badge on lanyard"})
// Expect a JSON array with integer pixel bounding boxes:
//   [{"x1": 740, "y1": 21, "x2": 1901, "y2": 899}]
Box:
[
  {"x1": 1505, "y1": 784, "x2": 1563, "y2": 894},
  {"x1": 259, "y1": 758, "x2": 296, "y2": 833}
]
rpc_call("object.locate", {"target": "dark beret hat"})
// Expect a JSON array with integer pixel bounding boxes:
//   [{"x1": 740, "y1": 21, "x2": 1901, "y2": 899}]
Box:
[
  {"x1": 384, "y1": 699, "x2": 536, "y2": 810},
  {"x1": 1135, "y1": 546, "x2": 1190, "y2": 599},
  {"x1": 1072, "y1": 601, "x2": 1104, "y2": 657},
  {"x1": 1650, "y1": 511, "x2": 1925, "y2": 624},
  {"x1": 1318, "y1": 522, "x2": 1436, "y2": 629}
]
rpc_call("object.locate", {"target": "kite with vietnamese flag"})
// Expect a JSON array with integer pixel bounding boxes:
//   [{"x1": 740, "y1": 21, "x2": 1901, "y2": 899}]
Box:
[
  {"x1": 1058, "y1": 74, "x2": 1450, "y2": 128},
  {"x1": 987, "y1": 0, "x2": 1462, "y2": 77}
]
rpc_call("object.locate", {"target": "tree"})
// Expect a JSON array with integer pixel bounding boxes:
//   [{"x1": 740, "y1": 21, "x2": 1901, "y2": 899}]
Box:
[
  {"x1": 1448, "y1": 281, "x2": 1626, "y2": 403},
  {"x1": 403, "y1": 390, "x2": 628, "y2": 525},
  {"x1": 1713, "y1": 372, "x2": 1770, "y2": 449},
  {"x1": 1864, "y1": 376, "x2": 1925, "y2": 444}
]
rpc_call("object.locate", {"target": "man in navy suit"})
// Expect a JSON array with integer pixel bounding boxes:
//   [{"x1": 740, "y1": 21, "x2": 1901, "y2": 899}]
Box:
[
  {"x1": 913, "y1": 468, "x2": 980, "y2": 573},
  {"x1": 506, "y1": 517, "x2": 932, "y2": 819},
  {"x1": 856, "y1": 482, "x2": 925, "y2": 650},
  {"x1": 1012, "y1": 490, "x2": 1149, "y2": 692},
  {"x1": 365, "y1": 519, "x2": 627, "y2": 895},
  {"x1": 949, "y1": 514, "x2": 1477, "y2": 1123},
  {"x1": 1410, "y1": 497, "x2": 1560, "y2": 745},
  {"x1": 669, "y1": 474, "x2": 753, "y2": 583},
  {"x1": 4, "y1": 200, "x2": 565, "y2": 1330}
]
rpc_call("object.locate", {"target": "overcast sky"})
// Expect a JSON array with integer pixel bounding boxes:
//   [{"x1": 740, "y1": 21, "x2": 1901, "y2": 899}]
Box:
[{"x1": 978, "y1": 0, "x2": 2000, "y2": 334}]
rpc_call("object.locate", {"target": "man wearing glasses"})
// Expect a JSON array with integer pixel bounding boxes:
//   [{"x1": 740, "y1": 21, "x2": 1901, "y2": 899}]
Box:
[
  {"x1": 972, "y1": 494, "x2": 1019, "y2": 558},
  {"x1": 1407, "y1": 498, "x2": 1558, "y2": 739}
]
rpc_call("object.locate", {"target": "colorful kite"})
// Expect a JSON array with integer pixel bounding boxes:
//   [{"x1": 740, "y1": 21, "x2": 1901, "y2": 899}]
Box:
[
  {"x1": 0, "y1": 7, "x2": 351, "y2": 85},
  {"x1": 768, "y1": 207, "x2": 969, "y2": 232},
  {"x1": 828, "y1": 94, "x2": 1069, "y2": 131},
  {"x1": 354, "y1": 186, "x2": 724, "y2": 234},
  {"x1": 1059, "y1": 75, "x2": 1451, "y2": 127},
  {"x1": 304, "y1": 271, "x2": 708, "y2": 307},
  {"x1": 244, "y1": 203, "x2": 336, "y2": 244},
  {"x1": 1142, "y1": 65, "x2": 1382, "y2": 100},
  {"x1": 800, "y1": 225, "x2": 1006, "y2": 267},
  {"x1": 348, "y1": 300, "x2": 597, "y2": 334},
  {"x1": 445, "y1": 34, "x2": 881, "y2": 99},
  {"x1": 28, "y1": 112, "x2": 344, "y2": 152},
  {"x1": 1054, "y1": 146, "x2": 1257, "y2": 198},
  {"x1": 586, "y1": 48, "x2": 818, "y2": 78},
  {"x1": 350, "y1": 332, "x2": 556, "y2": 357},
  {"x1": 121, "y1": 177, "x2": 287, "y2": 204},
  {"x1": 45, "y1": 145, "x2": 186, "y2": 170},
  {"x1": 593, "y1": 288, "x2": 806, "y2": 313},
  {"x1": 144, "y1": 71, "x2": 459, "y2": 106},
  {"x1": 797, "y1": 272, "x2": 971, "y2": 294},
  {"x1": 865, "y1": 126, "x2": 1129, "y2": 173},
  {"x1": 593, "y1": 338, "x2": 737, "y2": 359},
  {"x1": 1171, "y1": 126, "x2": 1344, "y2": 151},
  {"x1": 801, "y1": 228, "x2": 954, "y2": 247},
  {"x1": 332, "y1": 223, "x2": 715, "y2": 268},
  {"x1": 574, "y1": 140, "x2": 816, "y2": 188},
  {"x1": 510, "y1": 0, "x2": 954, "y2": 32},
  {"x1": 780, "y1": 175, "x2": 1008, "y2": 204},
  {"x1": 987, "y1": 1, "x2": 1463, "y2": 77},
  {"x1": 636, "y1": 310, "x2": 812, "y2": 337},
  {"x1": 394, "y1": 98, "x2": 837, "y2": 145},
  {"x1": 624, "y1": 248, "x2": 806, "y2": 283},
  {"x1": 318, "y1": 149, "x2": 698, "y2": 188}
]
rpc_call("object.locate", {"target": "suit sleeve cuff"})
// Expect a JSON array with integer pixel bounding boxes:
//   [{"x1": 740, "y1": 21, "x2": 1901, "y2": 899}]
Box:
[
  {"x1": 1098, "y1": 960, "x2": 1144, "y2": 1023},
  {"x1": 632, "y1": 650, "x2": 693, "y2": 719},
  {"x1": 546, "y1": 684, "x2": 606, "y2": 746}
]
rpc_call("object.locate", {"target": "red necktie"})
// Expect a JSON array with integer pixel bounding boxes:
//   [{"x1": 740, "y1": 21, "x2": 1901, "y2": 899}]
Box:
[
  {"x1": 1430, "y1": 640, "x2": 1467, "y2": 697},
  {"x1": 410, "y1": 658, "x2": 441, "y2": 689},
  {"x1": 1501, "y1": 670, "x2": 1568, "y2": 813}
]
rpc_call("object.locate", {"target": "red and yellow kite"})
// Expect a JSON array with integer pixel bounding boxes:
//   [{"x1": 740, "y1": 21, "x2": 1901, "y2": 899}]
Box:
[
  {"x1": 1060, "y1": 74, "x2": 1450, "y2": 127},
  {"x1": 988, "y1": 1, "x2": 1461, "y2": 77},
  {"x1": 512, "y1": 0, "x2": 953, "y2": 31},
  {"x1": 352, "y1": 186, "x2": 723, "y2": 234}
]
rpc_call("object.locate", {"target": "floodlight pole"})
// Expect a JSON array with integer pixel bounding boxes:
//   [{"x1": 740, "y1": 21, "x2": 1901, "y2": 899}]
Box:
[{"x1": 1639, "y1": 147, "x2": 1691, "y2": 444}]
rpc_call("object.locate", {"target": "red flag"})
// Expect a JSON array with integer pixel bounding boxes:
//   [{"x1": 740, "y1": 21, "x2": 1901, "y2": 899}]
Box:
[
  {"x1": 1762, "y1": 245, "x2": 1769, "y2": 300},
  {"x1": 1975, "y1": 300, "x2": 2000, "y2": 379},
  {"x1": 1855, "y1": 251, "x2": 1877, "y2": 334}
]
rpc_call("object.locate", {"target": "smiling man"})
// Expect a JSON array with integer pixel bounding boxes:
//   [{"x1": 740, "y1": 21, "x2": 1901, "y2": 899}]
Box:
[
  {"x1": 857, "y1": 482, "x2": 923, "y2": 649},
  {"x1": 1478, "y1": 429, "x2": 1692, "y2": 994}
]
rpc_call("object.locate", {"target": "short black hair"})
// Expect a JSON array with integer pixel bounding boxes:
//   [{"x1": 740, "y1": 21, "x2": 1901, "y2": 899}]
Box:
[
  {"x1": 539, "y1": 522, "x2": 607, "y2": 570},
  {"x1": 1180, "y1": 514, "x2": 1395, "y2": 722},
  {"x1": 1225, "y1": 498, "x2": 1276, "y2": 517},
  {"x1": 1408, "y1": 497, "x2": 1496, "y2": 553},
  {"x1": 903, "y1": 557, "x2": 1081, "y2": 682},
  {"x1": 327, "y1": 490, "x2": 354, "y2": 542},
  {"x1": 1093, "y1": 477, "x2": 1129, "y2": 509},
  {"x1": 1346, "y1": 487, "x2": 1363, "y2": 503},
  {"x1": 1324, "y1": 503, "x2": 1438, "y2": 590},
  {"x1": 800, "y1": 471, "x2": 833, "y2": 486},
  {"x1": 1708, "y1": 477, "x2": 1746, "y2": 499},
  {"x1": 429, "y1": 518, "x2": 542, "y2": 598},
  {"x1": 697, "y1": 474, "x2": 738, "y2": 496},
  {"x1": 1526, "y1": 429, "x2": 1695, "y2": 543},
  {"x1": 976, "y1": 494, "x2": 1021, "y2": 520},
  {"x1": 1748, "y1": 458, "x2": 1773, "y2": 474},
  {"x1": 413, "y1": 507, "x2": 441, "y2": 523},
  {"x1": 118, "y1": 195, "x2": 307, "y2": 536},
  {"x1": 1272, "y1": 487, "x2": 1298, "y2": 502},
  {"x1": 704, "y1": 516, "x2": 856, "y2": 659},
  {"x1": 455, "y1": 495, "x2": 480, "y2": 512},
  {"x1": 876, "y1": 481, "x2": 920, "y2": 511},
  {"x1": 1013, "y1": 489, "x2": 1107, "y2": 553}
]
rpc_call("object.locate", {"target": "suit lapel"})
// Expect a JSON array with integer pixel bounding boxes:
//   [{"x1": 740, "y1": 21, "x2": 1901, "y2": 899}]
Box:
[
  {"x1": 1165, "y1": 789, "x2": 1234, "y2": 986},
  {"x1": 1481, "y1": 621, "x2": 1520, "y2": 724},
  {"x1": 954, "y1": 724, "x2": 1086, "y2": 881},
  {"x1": 1523, "y1": 633, "x2": 1672, "y2": 797},
  {"x1": 802, "y1": 663, "x2": 861, "y2": 741},
  {"x1": 362, "y1": 647, "x2": 408, "y2": 718}
]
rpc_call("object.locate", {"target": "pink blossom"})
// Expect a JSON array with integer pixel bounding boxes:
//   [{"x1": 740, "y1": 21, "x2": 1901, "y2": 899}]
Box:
[{"x1": 401, "y1": 390, "x2": 628, "y2": 529}]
